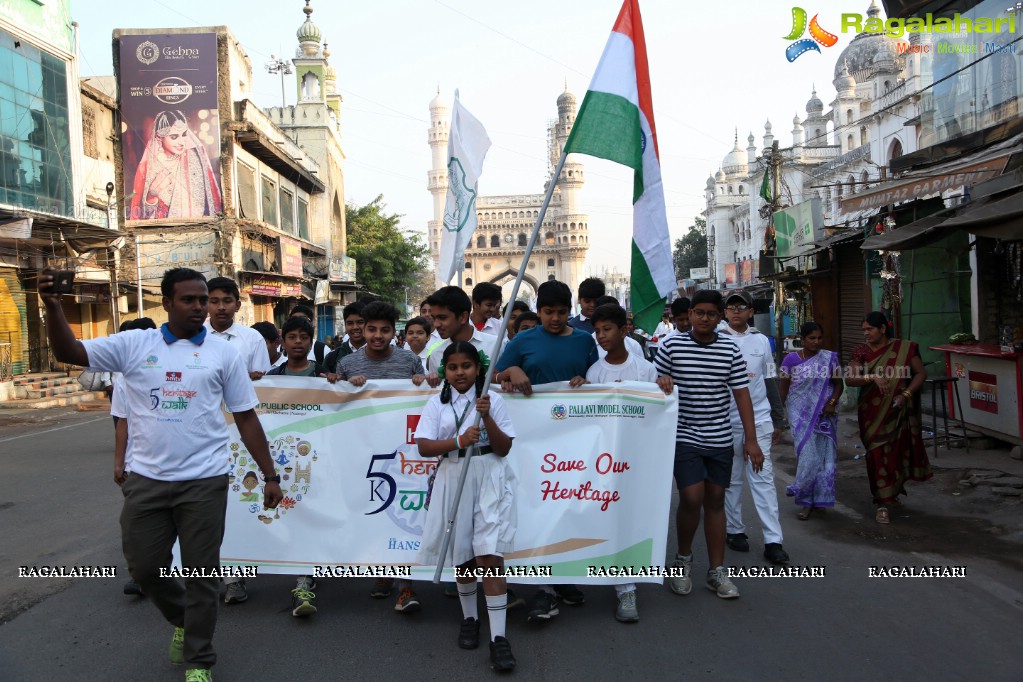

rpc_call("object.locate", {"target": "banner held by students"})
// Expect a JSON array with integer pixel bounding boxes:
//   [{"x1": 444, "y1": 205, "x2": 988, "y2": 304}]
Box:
[
  {"x1": 437, "y1": 90, "x2": 491, "y2": 286},
  {"x1": 217, "y1": 378, "x2": 677, "y2": 585},
  {"x1": 563, "y1": 0, "x2": 674, "y2": 334}
]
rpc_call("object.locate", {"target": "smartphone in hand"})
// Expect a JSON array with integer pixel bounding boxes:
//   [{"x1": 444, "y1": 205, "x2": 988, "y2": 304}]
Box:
[{"x1": 52, "y1": 270, "x2": 75, "y2": 295}]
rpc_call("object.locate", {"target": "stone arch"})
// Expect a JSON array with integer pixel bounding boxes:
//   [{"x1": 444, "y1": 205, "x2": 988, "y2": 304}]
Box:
[
  {"x1": 477, "y1": 235, "x2": 486, "y2": 249},
  {"x1": 888, "y1": 138, "x2": 903, "y2": 162}
]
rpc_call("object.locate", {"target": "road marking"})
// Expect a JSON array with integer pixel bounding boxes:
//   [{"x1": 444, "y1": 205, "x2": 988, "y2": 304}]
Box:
[{"x1": 0, "y1": 416, "x2": 108, "y2": 444}]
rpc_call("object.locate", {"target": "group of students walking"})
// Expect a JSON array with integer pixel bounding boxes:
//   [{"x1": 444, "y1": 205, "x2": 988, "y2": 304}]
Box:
[{"x1": 37, "y1": 265, "x2": 930, "y2": 679}]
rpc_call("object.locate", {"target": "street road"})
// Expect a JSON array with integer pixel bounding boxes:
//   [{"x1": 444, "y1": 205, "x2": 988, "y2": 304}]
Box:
[{"x1": 1, "y1": 411, "x2": 1021, "y2": 680}]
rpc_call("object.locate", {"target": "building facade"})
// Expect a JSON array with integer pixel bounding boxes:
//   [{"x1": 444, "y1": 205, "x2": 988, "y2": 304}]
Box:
[
  {"x1": 0, "y1": 0, "x2": 123, "y2": 378},
  {"x1": 427, "y1": 89, "x2": 589, "y2": 301},
  {"x1": 112, "y1": 2, "x2": 352, "y2": 336}
]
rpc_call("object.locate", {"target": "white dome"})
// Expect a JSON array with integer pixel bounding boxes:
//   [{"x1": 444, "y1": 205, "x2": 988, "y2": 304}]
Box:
[
  {"x1": 430, "y1": 89, "x2": 448, "y2": 111},
  {"x1": 833, "y1": 2, "x2": 906, "y2": 82},
  {"x1": 721, "y1": 131, "x2": 747, "y2": 176}
]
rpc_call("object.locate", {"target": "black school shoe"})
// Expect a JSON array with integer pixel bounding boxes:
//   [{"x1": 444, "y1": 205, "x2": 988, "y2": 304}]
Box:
[
  {"x1": 726, "y1": 533, "x2": 750, "y2": 552},
  {"x1": 458, "y1": 617, "x2": 481, "y2": 650},
  {"x1": 554, "y1": 584, "x2": 586, "y2": 606},
  {"x1": 489, "y1": 636, "x2": 517, "y2": 672},
  {"x1": 763, "y1": 543, "x2": 790, "y2": 565}
]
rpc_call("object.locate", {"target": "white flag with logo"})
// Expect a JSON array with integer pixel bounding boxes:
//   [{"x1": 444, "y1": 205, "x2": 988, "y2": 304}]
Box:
[{"x1": 438, "y1": 91, "x2": 490, "y2": 285}]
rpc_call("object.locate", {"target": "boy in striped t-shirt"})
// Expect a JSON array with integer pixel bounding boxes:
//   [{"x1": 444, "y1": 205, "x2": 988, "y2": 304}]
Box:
[{"x1": 654, "y1": 290, "x2": 764, "y2": 600}]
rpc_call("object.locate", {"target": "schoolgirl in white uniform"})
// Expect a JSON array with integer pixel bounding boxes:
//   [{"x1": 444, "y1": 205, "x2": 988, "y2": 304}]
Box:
[{"x1": 415, "y1": 341, "x2": 518, "y2": 672}]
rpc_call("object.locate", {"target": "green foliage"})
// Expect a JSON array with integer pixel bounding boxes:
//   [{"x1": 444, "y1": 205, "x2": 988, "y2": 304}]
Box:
[
  {"x1": 346, "y1": 195, "x2": 430, "y2": 307},
  {"x1": 673, "y1": 216, "x2": 708, "y2": 281}
]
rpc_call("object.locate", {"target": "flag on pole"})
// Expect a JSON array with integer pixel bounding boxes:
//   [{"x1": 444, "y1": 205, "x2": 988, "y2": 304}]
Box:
[
  {"x1": 437, "y1": 91, "x2": 491, "y2": 286},
  {"x1": 760, "y1": 167, "x2": 772, "y2": 203},
  {"x1": 563, "y1": 0, "x2": 673, "y2": 334}
]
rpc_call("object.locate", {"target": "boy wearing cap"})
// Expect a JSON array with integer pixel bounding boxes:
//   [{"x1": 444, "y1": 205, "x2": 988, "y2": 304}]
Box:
[{"x1": 720, "y1": 291, "x2": 789, "y2": 565}]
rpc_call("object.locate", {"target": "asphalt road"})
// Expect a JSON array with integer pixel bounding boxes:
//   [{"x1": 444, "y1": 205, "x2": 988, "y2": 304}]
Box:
[{"x1": 1, "y1": 412, "x2": 1022, "y2": 681}]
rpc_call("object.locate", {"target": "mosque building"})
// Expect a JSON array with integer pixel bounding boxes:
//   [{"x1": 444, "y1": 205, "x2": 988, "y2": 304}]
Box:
[{"x1": 427, "y1": 89, "x2": 590, "y2": 301}]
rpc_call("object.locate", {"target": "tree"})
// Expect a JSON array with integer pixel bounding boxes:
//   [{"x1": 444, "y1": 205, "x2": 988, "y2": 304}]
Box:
[
  {"x1": 346, "y1": 195, "x2": 431, "y2": 308},
  {"x1": 673, "y1": 216, "x2": 708, "y2": 281}
]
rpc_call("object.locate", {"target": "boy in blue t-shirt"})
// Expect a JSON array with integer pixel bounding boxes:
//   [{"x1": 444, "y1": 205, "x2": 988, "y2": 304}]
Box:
[
  {"x1": 495, "y1": 279, "x2": 597, "y2": 621},
  {"x1": 496, "y1": 280, "x2": 596, "y2": 394}
]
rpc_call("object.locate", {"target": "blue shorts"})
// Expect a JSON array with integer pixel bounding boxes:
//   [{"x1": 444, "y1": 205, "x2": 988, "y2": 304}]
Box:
[{"x1": 673, "y1": 442, "x2": 733, "y2": 490}]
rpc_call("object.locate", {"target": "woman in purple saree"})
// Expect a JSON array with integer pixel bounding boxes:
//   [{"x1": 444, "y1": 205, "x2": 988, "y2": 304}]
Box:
[{"x1": 779, "y1": 323, "x2": 844, "y2": 519}]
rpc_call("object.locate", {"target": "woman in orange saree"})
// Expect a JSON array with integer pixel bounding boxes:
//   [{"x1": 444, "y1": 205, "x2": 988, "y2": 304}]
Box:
[{"x1": 847, "y1": 312, "x2": 932, "y2": 524}]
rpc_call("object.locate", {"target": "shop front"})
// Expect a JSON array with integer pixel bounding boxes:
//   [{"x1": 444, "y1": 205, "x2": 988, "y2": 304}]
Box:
[{"x1": 931, "y1": 343, "x2": 1023, "y2": 445}]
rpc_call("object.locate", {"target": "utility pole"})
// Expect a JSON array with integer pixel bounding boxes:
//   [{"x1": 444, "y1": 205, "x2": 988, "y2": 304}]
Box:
[{"x1": 768, "y1": 140, "x2": 785, "y2": 365}]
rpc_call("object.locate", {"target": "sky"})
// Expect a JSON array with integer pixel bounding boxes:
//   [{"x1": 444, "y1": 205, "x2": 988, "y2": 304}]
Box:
[{"x1": 73, "y1": 0, "x2": 862, "y2": 276}]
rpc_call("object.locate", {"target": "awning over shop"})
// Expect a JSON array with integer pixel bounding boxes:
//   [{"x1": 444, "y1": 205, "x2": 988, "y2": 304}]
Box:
[
  {"x1": 0, "y1": 206, "x2": 125, "y2": 255},
  {"x1": 940, "y1": 189, "x2": 1023, "y2": 241},
  {"x1": 860, "y1": 210, "x2": 957, "y2": 251}
]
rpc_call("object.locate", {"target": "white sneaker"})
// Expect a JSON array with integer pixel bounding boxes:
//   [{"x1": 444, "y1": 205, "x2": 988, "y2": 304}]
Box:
[
  {"x1": 668, "y1": 554, "x2": 692, "y2": 595},
  {"x1": 615, "y1": 590, "x2": 639, "y2": 622},
  {"x1": 706, "y1": 566, "x2": 739, "y2": 599}
]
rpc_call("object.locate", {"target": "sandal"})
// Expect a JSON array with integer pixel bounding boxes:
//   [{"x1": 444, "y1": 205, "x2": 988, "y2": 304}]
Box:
[
  {"x1": 797, "y1": 507, "x2": 812, "y2": 521},
  {"x1": 875, "y1": 507, "x2": 890, "y2": 524}
]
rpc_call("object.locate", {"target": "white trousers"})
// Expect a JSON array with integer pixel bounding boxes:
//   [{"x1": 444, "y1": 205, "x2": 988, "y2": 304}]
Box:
[{"x1": 725, "y1": 421, "x2": 783, "y2": 545}]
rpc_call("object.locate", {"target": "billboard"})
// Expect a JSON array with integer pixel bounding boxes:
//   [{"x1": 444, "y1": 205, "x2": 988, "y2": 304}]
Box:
[
  {"x1": 723, "y1": 263, "x2": 737, "y2": 286},
  {"x1": 690, "y1": 267, "x2": 710, "y2": 280},
  {"x1": 775, "y1": 198, "x2": 823, "y2": 259},
  {"x1": 118, "y1": 33, "x2": 222, "y2": 222}
]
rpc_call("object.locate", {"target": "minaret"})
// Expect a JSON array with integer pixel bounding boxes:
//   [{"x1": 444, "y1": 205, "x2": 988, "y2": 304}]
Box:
[
  {"x1": 427, "y1": 89, "x2": 449, "y2": 273},
  {"x1": 553, "y1": 87, "x2": 587, "y2": 293},
  {"x1": 293, "y1": 1, "x2": 325, "y2": 103}
]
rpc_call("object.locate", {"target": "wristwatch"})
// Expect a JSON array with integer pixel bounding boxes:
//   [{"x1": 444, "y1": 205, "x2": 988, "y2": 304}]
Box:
[{"x1": 264, "y1": 474, "x2": 282, "y2": 484}]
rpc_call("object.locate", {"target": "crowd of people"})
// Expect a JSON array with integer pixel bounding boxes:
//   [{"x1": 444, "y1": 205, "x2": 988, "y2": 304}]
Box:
[{"x1": 37, "y1": 267, "x2": 931, "y2": 680}]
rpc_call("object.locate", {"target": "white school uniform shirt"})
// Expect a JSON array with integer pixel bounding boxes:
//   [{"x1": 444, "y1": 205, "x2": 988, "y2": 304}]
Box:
[
  {"x1": 203, "y1": 320, "x2": 271, "y2": 374},
  {"x1": 720, "y1": 324, "x2": 775, "y2": 428},
  {"x1": 415, "y1": 386, "x2": 515, "y2": 451},
  {"x1": 474, "y1": 317, "x2": 503, "y2": 337},
  {"x1": 83, "y1": 325, "x2": 259, "y2": 481},
  {"x1": 592, "y1": 332, "x2": 645, "y2": 360},
  {"x1": 426, "y1": 328, "x2": 499, "y2": 373},
  {"x1": 586, "y1": 353, "x2": 658, "y2": 384}
]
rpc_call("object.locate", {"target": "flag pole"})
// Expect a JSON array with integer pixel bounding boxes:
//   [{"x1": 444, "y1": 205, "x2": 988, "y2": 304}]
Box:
[{"x1": 432, "y1": 149, "x2": 569, "y2": 583}]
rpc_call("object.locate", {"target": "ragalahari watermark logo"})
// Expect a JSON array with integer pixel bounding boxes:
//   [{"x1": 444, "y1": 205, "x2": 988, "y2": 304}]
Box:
[{"x1": 784, "y1": 7, "x2": 838, "y2": 62}]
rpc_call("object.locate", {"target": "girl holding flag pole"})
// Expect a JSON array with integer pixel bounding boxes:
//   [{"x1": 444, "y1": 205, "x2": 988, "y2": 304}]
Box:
[{"x1": 415, "y1": 342, "x2": 518, "y2": 672}]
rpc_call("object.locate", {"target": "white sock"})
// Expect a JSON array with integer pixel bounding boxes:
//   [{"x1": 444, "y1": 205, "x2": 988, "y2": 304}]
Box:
[
  {"x1": 457, "y1": 582, "x2": 478, "y2": 620},
  {"x1": 614, "y1": 583, "x2": 636, "y2": 596},
  {"x1": 541, "y1": 584, "x2": 556, "y2": 596},
  {"x1": 485, "y1": 593, "x2": 507, "y2": 640},
  {"x1": 676, "y1": 553, "x2": 692, "y2": 561}
]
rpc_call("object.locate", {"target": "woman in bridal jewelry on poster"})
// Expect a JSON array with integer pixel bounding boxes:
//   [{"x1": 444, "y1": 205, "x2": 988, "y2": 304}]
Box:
[{"x1": 129, "y1": 109, "x2": 223, "y2": 220}]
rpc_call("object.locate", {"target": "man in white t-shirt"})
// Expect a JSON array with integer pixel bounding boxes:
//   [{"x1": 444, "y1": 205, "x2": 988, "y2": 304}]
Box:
[
  {"x1": 720, "y1": 291, "x2": 789, "y2": 566},
  {"x1": 204, "y1": 277, "x2": 271, "y2": 380},
  {"x1": 39, "y1": 267, "x2": 282, "y2": 680}
]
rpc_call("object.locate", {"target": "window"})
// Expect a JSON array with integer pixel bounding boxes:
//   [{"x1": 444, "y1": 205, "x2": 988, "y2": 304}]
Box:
[
  {"x1": 0, "y1": 31, "x2": 72, "y2": 214},
  {"x1": 261, "y1": 176, "x2": 278, "y2": 227},
  {"x1": 237, "y1": 163, "x2": 257, "y2": 219},
  {"x1": 280, "y1": 187, "x2": 295, "y2": 234},
  {"x1": 464, "y1": 261, "x2": 471, "y2": 269},
  {"x1": 465, "y1": 277, "x2": 473, "y2": 286},
  {"x1": 490, "y1": 234, "x2": 499, "y2": 247},
  {"x1": 297, "y1": 197, "x2": 309, "y2": 240},
  {"x1": 477, "y1": 235, "x2": 485, "y2": 249},
  {"x1": 518, "y1": 233, "x2": 526, "y2": 246},
  {"x1": 547, "y1": 258, "x2": 555, "y2": 267},
  {"x1": 545, "y1": 232, "x2": 554, "y2": 245}
]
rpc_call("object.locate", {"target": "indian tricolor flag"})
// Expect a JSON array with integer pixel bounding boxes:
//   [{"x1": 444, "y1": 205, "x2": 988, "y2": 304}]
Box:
[{"x1": 564, "y1": 0, "x2": 674, "y2": 334}]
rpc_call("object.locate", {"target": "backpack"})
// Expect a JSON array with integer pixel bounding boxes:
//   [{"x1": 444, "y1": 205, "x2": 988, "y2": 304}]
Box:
[{"x1": 314, "y1": 340, "x2": 326, "y2": 364}]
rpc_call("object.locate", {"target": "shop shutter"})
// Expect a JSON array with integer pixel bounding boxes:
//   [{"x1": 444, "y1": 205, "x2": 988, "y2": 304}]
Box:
[
  {"x1": 0, "y1": 268, "x2": 28, "y2": 375},
  {"x1": 837, "y1": 244, "x2": 866, "y2": 365}
]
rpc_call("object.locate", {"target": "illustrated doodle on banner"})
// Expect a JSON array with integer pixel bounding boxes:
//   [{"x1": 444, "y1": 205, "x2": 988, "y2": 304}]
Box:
[{"x1": 215, "y1": 377, "x2": 677, "y2": 584}]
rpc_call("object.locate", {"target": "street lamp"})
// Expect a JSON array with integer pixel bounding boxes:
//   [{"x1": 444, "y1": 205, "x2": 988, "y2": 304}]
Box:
[{"x1": 266, "y1": 54, "x2": 293, "y2": 109}]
